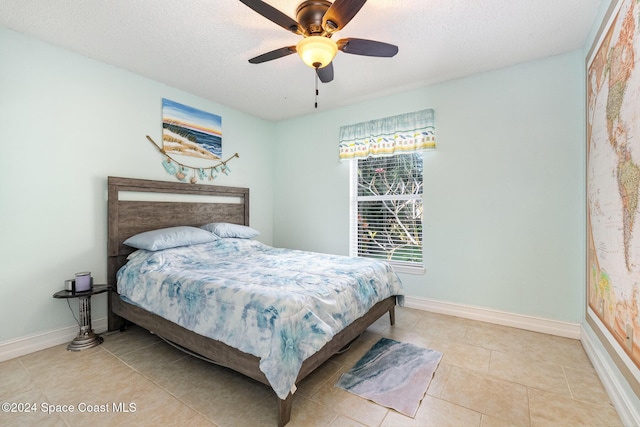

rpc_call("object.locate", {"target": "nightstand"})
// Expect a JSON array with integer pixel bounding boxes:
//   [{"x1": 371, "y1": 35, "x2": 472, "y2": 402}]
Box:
[{"x1": 53, "y1": 284, "x2": 109, "y2": 351}]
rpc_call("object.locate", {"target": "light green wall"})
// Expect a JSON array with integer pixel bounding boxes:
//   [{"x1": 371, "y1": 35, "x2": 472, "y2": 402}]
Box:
[
  {"x1": 0, "y1": 10, "x2": 599, "y2": 338},
  {"x1": 274, "y1": 51, "x2": 585, "y2": 323},
  {"x1": 0, "y1": 27, "x2": 275, "y2": 342}
]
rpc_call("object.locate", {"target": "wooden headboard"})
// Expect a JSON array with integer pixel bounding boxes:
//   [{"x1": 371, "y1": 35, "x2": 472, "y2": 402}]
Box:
[{"x1": 107, "y1": 176, "x2": 249, "y2": 290}]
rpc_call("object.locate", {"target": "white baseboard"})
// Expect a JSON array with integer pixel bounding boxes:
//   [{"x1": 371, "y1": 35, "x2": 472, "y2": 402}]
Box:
[
  {"x1": 581, "y1": 323, "x2": 640, "y2": 427},
  {"x1": 403, "y1": 296, "x2": 581, "y2": 339},
  {"x1": 0, "y1": 317, "x2": 108, "y2": 362},
  {"x1": 0, "y1": 299, "x2": 582, "y2": 361},
  {"x1": 3, "y1": 297, "x2": 578, "y2": 362}
]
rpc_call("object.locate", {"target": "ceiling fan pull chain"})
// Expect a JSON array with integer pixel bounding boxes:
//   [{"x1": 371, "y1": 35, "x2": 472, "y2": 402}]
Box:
[{"x1": 315, "y1": 68, "x2": 319, "y2": 109}]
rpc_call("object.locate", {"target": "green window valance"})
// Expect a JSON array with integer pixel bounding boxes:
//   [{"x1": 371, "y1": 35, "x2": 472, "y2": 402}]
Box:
[{"x1": 338, "y1": 109, "x2": 436, "y2": 161}]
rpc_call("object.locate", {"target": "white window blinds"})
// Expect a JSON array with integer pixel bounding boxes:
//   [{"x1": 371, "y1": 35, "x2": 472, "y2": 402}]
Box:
[{"x1": 350, "y1": 153, "x2": 424, "y2": 271}]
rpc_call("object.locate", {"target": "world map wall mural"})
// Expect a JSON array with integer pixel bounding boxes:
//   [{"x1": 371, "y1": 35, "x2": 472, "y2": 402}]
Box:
[{"x1": 587, "y1": 0, "x2": 640, "y2": 369}]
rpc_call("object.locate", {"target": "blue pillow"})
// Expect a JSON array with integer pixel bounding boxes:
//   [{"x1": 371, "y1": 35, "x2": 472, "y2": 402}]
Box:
[
  {"x1": 200, "y1": 222, "x2": 260, "y2": 239},
  {"x1": 124, "y1": 226, "x2": 218, "y2": 251}
]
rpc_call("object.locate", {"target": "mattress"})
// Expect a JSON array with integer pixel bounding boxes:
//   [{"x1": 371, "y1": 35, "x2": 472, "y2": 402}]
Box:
[{"x1": 116, "y1": 238, "x2": 404, "y2": 398}]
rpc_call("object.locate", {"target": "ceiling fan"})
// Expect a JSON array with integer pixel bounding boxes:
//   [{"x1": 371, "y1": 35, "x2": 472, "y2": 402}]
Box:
[{"x1": 239, "y1": 0, "x2": 399, "y2": 83}]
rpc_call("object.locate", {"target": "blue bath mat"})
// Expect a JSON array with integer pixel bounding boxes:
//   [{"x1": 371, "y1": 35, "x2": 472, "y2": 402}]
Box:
[{"x1": 335, "y1": 337, "x2": 443, "y2": 417}]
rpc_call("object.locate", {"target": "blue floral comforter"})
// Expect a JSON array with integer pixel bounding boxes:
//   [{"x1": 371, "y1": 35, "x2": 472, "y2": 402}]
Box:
[{"x1": 117, "y1": 238, "x2": 403, "y2": 399}]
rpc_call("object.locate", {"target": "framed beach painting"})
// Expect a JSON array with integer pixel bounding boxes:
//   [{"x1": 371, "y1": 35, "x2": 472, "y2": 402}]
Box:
[
  {"x1": 586, "y1": 0, "x2": 640, "y2": 393},
  {"x1": 162, "y1": 98, "x2": 222, "y2": 160}
]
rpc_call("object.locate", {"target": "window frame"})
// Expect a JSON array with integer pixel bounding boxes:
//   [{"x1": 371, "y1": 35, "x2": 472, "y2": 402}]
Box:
[{"x1": 349, "y1": 153, "x2": 426, "y2": 275}]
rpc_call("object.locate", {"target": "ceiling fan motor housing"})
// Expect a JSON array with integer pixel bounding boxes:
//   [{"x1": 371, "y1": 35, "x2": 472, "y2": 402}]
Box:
[{"x1": 296, "y1": 0, "x2": 333, "y2": 35}]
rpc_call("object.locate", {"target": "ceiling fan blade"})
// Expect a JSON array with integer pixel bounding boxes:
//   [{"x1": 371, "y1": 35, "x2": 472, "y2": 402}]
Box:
[
  {"x1": 322, "y1": 0, "x2": 367, "y2": 32},
  {"x1": 248, "y1": 46, "x2": 297, "y2": 64},
  {"x1": 239, "y1": 0, "x2": 302, "y2": 34},
  {"x1": 316, "y1": 62, "x2": 334, "y2": 83},
  {"x1": 337, "y1": 38, "x2": 398, "y2": 57}
]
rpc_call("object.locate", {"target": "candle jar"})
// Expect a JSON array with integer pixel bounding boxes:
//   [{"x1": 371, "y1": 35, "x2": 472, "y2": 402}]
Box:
[{"x1": 75, "y1": 272, "x2": 92, "y2": 292}]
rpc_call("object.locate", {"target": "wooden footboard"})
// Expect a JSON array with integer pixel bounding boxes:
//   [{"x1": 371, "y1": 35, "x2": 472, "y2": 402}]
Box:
[{"x1": 109, "y1": 291, "x2": 396, "y2": 426}]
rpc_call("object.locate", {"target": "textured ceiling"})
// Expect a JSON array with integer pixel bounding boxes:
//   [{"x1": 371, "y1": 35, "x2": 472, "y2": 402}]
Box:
[{"x1": 0, "y1": 0, "x2": 601, "y2": 121}]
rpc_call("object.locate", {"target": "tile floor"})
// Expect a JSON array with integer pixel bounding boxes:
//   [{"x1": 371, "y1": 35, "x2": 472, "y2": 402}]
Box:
[{"x1": 1, "y1": 307, "x2": 623, "y2": 426}]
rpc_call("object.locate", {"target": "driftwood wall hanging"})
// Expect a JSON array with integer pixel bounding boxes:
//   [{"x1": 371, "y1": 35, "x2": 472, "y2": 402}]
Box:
[
  {"x1": 149, "y1": 99, "x2": 239, "y2": 183},
  {"x1": 146, "y1": 135, "x2": 239, "y2": 183}
]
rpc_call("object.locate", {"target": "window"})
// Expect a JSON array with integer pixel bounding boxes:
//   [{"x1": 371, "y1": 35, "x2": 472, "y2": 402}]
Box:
[
  {"x1": 340, "y1": 108, "x2": 434, "y2": 273},
  {"x1": 350, "y1": 153, "x2": 424, "y2": 273}
]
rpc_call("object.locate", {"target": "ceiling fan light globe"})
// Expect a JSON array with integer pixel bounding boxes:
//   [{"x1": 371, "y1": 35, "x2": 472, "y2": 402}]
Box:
[{"x1": 296, "y1": 36, "x2": 337, "y2": 69}]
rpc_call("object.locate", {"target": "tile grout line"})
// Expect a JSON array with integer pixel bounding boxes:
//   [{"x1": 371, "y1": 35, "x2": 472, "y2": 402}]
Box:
[
  {"x1": 561, "y1": 365, "x2": 576, "y2": 400},
  {"x1": 527, "y1": 387, "x2": 533, "y2": 427}
]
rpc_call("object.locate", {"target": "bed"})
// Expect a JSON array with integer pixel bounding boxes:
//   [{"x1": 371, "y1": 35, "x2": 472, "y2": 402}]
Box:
[{"x1": 106, "y1": 176, "x2": 403, "y2": 426}]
